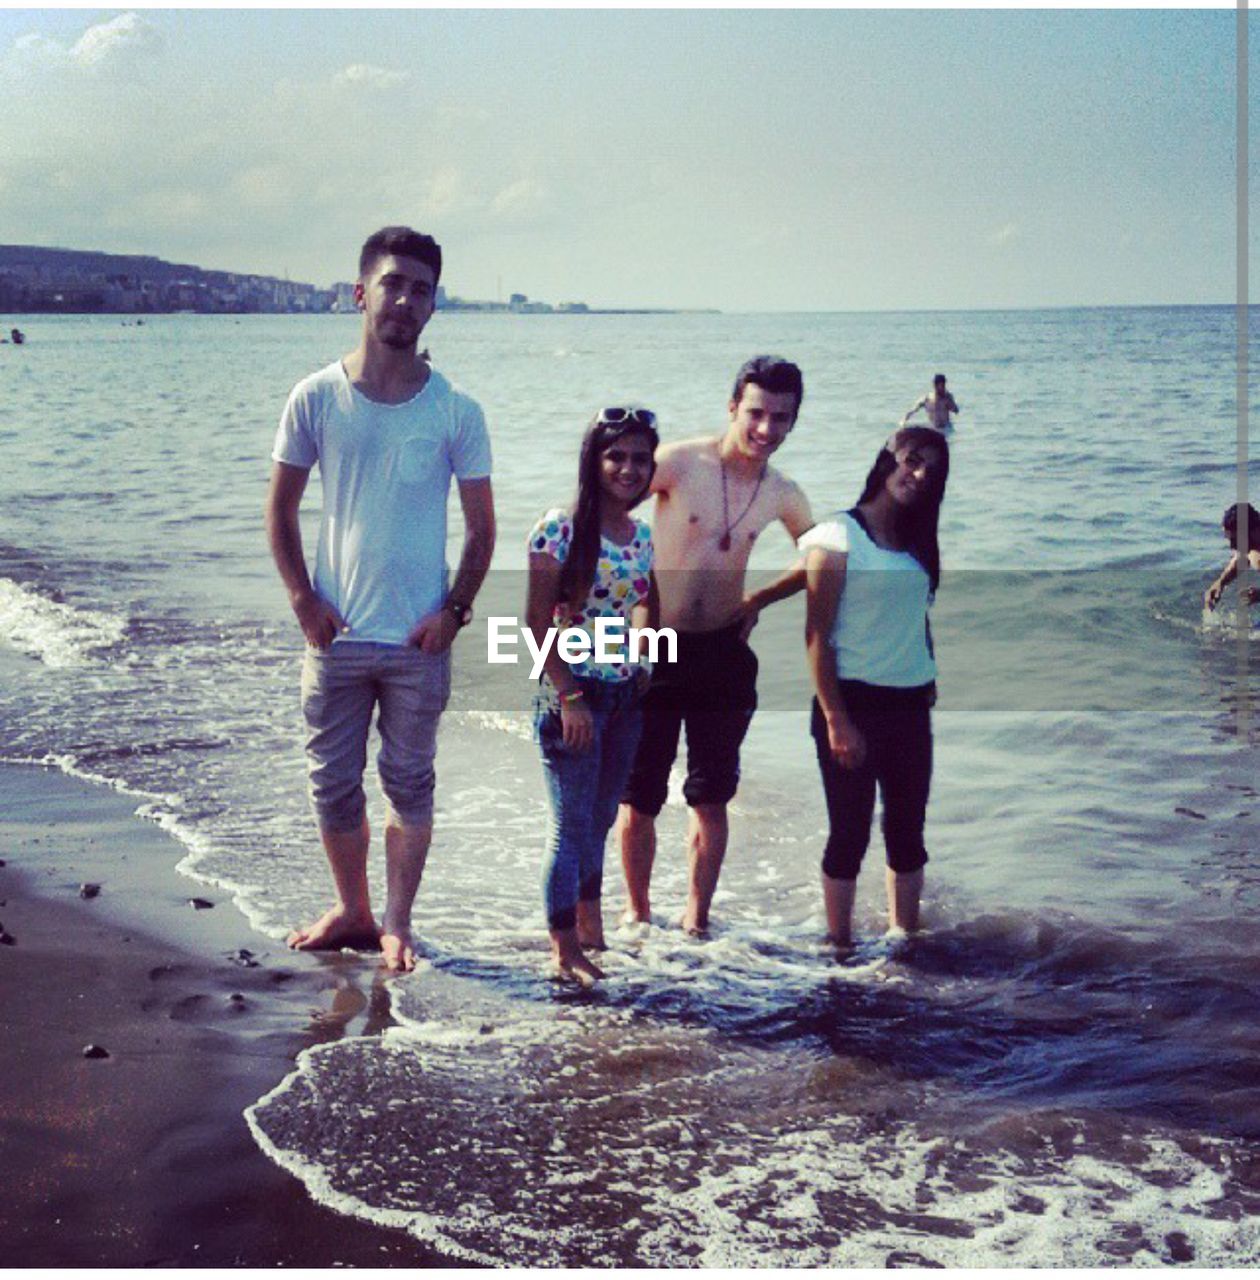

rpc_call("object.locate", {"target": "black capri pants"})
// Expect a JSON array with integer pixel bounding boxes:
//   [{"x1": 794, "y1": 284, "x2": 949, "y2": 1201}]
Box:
[{"x1": 810, "y1": 681, "x2": 933, "y2": 880}]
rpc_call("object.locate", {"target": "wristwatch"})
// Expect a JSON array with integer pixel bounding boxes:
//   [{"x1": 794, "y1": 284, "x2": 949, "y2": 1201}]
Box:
[{"x1": 445, "y1": 597, "x2": 473, "y2": 628}]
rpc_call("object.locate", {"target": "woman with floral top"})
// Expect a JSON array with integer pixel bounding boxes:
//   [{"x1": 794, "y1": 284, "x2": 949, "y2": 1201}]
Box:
[{"x1": 525, "y1": 407, "x2": 660, "y2": 984}]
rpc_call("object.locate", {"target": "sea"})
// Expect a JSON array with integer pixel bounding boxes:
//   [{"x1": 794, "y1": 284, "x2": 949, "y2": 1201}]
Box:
[{"x1": 1, "y1": 307, "x2": 1258, "y2": 1266}]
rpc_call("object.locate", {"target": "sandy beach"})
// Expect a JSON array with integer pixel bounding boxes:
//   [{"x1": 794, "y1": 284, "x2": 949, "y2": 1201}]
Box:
[{"x1": 0, "y1": 759, "x2": 456, "y2": 1267}]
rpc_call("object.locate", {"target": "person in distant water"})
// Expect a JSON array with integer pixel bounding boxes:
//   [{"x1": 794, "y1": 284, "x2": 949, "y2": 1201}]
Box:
[
  {"x1": 900, "y1": 373, "x2": 958, "y2": 431},
  {"x1": 616, "y1": 356, "x2": 814, "y2": 936},
  {"x1": 526, "y1": 408, "x2": 660, "y2": 985},
  {"x1": 1204, "y1": 502, "x2": 1260, "y2": 613},
  {"x1": 800, "y1": 427, "x2": 950, "y2": 950},
  {"x1": 6, "y1": 328, "x2": 24, "y2": 344},
  {"x1": 265, "y1": 226, "x2": 495, "y2": 972}
]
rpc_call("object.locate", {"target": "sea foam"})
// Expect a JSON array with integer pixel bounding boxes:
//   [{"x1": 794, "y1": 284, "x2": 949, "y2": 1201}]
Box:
[{"x1": 0, "y1": 577, "x2": 126, "y2": 668}]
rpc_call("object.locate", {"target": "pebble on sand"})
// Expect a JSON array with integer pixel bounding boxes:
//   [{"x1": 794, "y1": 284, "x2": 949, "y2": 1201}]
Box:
[
  {"x1": 79, "y1": 882, "x2": 101, "y2": 899},
  {"x1": 82, "y1": 1044, "x2": 110, "y2": 1060},
  {"x1": 1164, "y1": 1231, "x2": 1195, "y2": 1263},
  {"x1": 0, "y1": 925, "x2": 15, "y2": 946},
  {"x1": 886, "y1": 1251, "x2": 944, "y2": 1268},
  {"x1": 1174, "y1": 807, "x2": 1207, "y2": 820},
  {"x1": 188, "y1": 897, "x2": 214, "y2": 910}
]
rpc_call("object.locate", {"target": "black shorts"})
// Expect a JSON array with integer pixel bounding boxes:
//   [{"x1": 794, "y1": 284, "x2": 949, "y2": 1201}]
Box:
[
  {"x1": 811, "y1": 683, "x2": 932, "y2": 879},
  {"x1": 622, "y1": 622, "x2": 758, "y2": 816}
]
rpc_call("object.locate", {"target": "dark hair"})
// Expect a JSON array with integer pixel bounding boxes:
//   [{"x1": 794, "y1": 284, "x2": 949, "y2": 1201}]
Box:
[
  {"x1": 731, "y1": 355, "x2": 804, "y2": 416},
  {"x1": 560, "y1": 412, "x2": 660, "y2": 608},
  {"x1": 933, "y1": 372, "x2": 947, "y2": 385},
  {"x1": 358, "y1": 226, "x2": 442, "y2": 285},
  {"x1": 856, "y1": 426, "x2": 950, "y2": 593},
  {"x1": 1222, "y1": 502, "x2": 1260, "y2": 546}
]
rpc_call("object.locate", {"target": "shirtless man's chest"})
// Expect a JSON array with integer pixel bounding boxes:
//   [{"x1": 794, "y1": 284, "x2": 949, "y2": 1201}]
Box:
[
  {"x1": 925, "y1": 394, "x2": 954, "y2": 428},
  {"x1": 653, "y1": 442, "x2": 788, "y2": 632}
]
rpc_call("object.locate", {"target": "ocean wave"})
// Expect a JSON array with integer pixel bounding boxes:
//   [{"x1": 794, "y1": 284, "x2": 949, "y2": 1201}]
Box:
[
  {"x1": 246, "y1": 1014, "x2": 1259, "y2": 1267},
  {"x1": 0, "y1": 577, "x2": 127, "y2": 668}
]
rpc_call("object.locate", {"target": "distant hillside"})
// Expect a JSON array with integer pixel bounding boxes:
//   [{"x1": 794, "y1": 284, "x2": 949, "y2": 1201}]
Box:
[
  {"x1": 0, "y1": 244, "x2": 217, "y2": 281},
  {"x1": 0, "y1": 243, "x2": 338, "y2": 314}
]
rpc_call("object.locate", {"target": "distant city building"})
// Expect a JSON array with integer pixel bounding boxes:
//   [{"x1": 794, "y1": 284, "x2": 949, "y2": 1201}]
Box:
[{"x1": 508, "y1": 292, "x2": 555, "y2": 314}]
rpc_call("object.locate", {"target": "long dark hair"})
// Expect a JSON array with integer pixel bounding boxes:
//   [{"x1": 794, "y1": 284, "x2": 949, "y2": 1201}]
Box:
[
  {"x1": 559, "y1": 411, "x2": 660, "y2": 607},
  {"x1": 855, "y1": 426, "x2": 950, "y2": 593}
]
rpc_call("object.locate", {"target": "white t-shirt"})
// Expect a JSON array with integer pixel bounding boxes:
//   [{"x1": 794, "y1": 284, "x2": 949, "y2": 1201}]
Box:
[
  {"x1": 798, "y1": 510, "x2": 936, "y2": 687},
  {"x1": 272, "y1": 361, "x2": 491, "y2": 645}
]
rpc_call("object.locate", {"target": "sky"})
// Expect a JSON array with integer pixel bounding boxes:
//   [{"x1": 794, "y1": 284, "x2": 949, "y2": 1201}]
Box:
[{"x1": 0, "y1": 7, "x2": 1252, "y2": 311}]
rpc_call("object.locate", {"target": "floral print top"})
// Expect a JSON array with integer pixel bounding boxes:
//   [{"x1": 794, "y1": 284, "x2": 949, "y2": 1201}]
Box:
[{"x1": 527, "y1": 507, "x2": 654, "y2": 681}]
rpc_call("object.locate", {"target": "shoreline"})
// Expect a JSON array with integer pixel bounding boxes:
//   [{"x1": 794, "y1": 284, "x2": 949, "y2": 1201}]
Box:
[{"x1": 0, "y1": 760, "x2": 456, "y2": 1267}]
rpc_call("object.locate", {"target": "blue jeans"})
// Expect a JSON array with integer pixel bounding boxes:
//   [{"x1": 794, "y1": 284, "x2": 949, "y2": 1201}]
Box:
[{"x1": 535, "y1": 675, "x2": 644, "y2": 931}]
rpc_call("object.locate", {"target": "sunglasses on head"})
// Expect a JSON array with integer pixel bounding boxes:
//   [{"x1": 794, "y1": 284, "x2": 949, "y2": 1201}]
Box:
[{"x1": 597, "y1": 406, "x2": 657, "y2": 429}]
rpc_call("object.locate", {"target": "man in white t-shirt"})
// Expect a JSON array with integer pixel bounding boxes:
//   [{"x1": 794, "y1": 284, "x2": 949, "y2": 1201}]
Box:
[{"x1": 266, "y1": 226, "x2": 495, "y2": 972}]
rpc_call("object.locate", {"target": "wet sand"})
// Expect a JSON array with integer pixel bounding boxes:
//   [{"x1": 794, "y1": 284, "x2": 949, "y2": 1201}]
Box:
[{"x1": 0, "y1": 762, "x2": 457, "y2": 1267}]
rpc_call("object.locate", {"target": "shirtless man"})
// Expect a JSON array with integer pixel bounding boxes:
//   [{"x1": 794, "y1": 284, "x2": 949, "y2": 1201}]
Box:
[
  {"x1": 901, "y1": 373, "x2": 959, "y2": 431},
  {"x1": 616, "y1": 356, "x2": 814, "y2": 935}
]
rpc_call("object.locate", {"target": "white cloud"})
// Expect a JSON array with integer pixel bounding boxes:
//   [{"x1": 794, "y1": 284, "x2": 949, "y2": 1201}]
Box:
[
  {"x1": 333, "y1": 63, "x2": 408, "y2": 91},
  {"x1": 425, "y1": 168, "x2": 468, "y2": 218},
  {"x1": 70, "y1": 12, "x2": 160, "y2": 67},
  {"x1": 491, "y1": 177, "x2": 547, "y2": 219},
  {"x1": 12, "y1": 32, "x2": 61, "y2": 60},
  {"x1": 7, "y1": 12, "x2": 159, "y2": 71}
]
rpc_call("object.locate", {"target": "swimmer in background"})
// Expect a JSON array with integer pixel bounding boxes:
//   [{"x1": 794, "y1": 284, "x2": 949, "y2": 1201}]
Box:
[
  {"x1": 1204, "y1": 502, "x2": 1260, "y2": 613},
  {"x1": 900, "y1": 373, "x2": 958, "y2": 431}
]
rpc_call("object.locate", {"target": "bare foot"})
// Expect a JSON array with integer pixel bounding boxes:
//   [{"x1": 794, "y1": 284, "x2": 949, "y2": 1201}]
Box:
[
  {"x1": 825, "y1": 933, "x2": 855, "y2": 957},
  {"x1": 618, "y1": 908, "x2": 651, "y2": 928},
  {"x1": 287, "y1": 906, "x2": 381, "y2": 953},
  {"x1": 380, "y1": 930, "x2": 418, "y2": 973},
  {"x1": 680, "y1": 909, "x2": 710, "y2": 939},
  {"x1": 576, "y1": 901, "x2": 607, "y2": 951},
  {"x1": 881, "y1": 925, "x2": 913, "y2": 956},
  {"x1": 550, "y1": 953, "x2": 604, "y2": 987}
]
